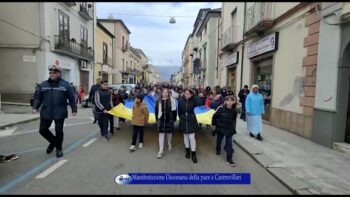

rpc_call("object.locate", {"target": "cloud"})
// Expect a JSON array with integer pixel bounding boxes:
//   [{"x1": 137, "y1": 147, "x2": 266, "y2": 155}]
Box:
[{"x1": 96, "y1": 2, "x2": 221, "y2": 68}]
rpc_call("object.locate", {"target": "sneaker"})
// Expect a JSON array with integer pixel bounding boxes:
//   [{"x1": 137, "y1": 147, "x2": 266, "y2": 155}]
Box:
[
  {"x1": 249, "y1": 132, "x2": 254, "y2": 138},
  {"x1": 56, "y1": 150, "x2": 63, "y2": 158},
  {"x1": 103, "y1": 136, "x2": 109, "y2": 141},
  {"x1": 139, "y1": 143, "x2": 143, "y2": 149},
  {"x1": 168, "y1": 145, "x2": 172, "y2": 151},
  {"x1": 129, "y1": 145, "x2": 136, "y2": 151},
  {"x1": 227, "y1": 160, "x2": 236, "y2": 167},
  {"x1": 257, "y1": 134, "x2": 263, "y2": 141},
  {"x1": 157, "y1": 150, "x2": 164, "y2": 158},
  {"x1": 46, "y1": 144, "x2": 55, "y2": 154}
]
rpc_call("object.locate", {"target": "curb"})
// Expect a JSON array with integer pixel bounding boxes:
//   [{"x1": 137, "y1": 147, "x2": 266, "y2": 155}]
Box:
[
  {"x1": 0, "y1": 116, "x2": 40, "y2": 129},
  {"x1": 233, "y1": 137, "x2": 317, "y2": 195}
]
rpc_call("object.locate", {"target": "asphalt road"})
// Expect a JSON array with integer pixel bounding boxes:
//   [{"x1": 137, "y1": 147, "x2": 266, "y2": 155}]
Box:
[{"x1": 0, "y1": 108, "x2": 292, "y2": 194}]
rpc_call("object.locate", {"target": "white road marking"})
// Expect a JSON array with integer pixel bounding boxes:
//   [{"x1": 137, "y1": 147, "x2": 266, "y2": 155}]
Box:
[
  {"x1": 0, "y1": 126, "x2": 17, "y2": 137},
  {"x1": 35, "y1": 159, "x2": 68, "y2": 179},
  {"x1": 82, "y1": 137, "x2": 97, "y2": 147},
  {"x1": 9, "y1": 121, "x2": 93, "y2": 137}
]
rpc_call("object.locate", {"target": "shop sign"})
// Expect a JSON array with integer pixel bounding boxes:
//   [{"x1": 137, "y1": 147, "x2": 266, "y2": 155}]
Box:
[
  {"x1": 224, "y1": 51, "x2": 239, "y2": 67},
  {"x1": 247, "y1": 32, "x2": 278, "y2": 58}
]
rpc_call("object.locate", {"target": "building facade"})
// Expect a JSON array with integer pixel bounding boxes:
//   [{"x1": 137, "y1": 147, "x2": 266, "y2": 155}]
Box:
[
  {"x1": 99, "y1": 19, "x2": 131, "y2": 84},
  {"x1": 0, "y1": 2, "x2": 95, "y2": 102},
  {"x1": 312, "y1": 2, "x2": 350, "y2": 148},
  {"x1": 196, "y1": 9, "x2": 221, "y2": 88},
  {"x1": 182, "y1": 34, "x2": 194, "y2": 87},
  {"x1": 241, "y1": 2, "x2": 311, "y2": 134},
  {"x1": 94, "y1": 22, "x2": 114, "y2": 84}
]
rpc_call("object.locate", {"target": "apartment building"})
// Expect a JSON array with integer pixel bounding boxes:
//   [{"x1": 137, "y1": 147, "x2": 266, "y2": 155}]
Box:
[{"x1": 0, "y1": 2, "x2": 95, "y2": 102}]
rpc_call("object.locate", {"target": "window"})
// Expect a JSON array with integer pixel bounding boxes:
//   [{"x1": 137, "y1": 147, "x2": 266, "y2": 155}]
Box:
[
  {"x1": 81, "y1": 26, "x2": 88, "y2": 47},
  {"x1": 58, "y1": 10, "x2": 69, "y2": 41},
  {"x1": 122, "y1": 36, "x2": 125, "y2": 49},
  {"x1": 103, "y1": 42, "x2": 108, "y2": 64},
  {"x1": 131, "y1": 60, "x2": 133, "y2": 69},
  {"x1": 204, "y1": 24, "x2": 207, "y2": 35},
  {"x1": 123, "y1": 59, "x2": 125, "y2": 70}
]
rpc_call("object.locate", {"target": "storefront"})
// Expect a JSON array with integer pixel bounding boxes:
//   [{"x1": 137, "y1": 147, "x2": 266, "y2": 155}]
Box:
[
  {"x1": 224, "y1": 51, "x2": 239, "y2": 92},
  {"x1": 247, "y1": 32, "x2": 278, "y2": 122}
]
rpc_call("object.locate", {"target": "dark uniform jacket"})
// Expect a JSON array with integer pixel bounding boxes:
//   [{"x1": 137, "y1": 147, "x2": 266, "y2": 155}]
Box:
[{"x1": 33, "y1": 78, "x2": 77, "y2": 120}]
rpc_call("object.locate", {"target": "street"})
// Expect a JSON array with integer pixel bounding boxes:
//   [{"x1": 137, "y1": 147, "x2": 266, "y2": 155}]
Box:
[{"x1": 0, "y1": 107, "x2": 291, "y2": 194}]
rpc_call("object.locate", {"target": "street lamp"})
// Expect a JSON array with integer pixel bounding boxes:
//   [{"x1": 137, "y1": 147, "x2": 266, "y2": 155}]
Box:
[{"x1": 169, "y1": 16, "x2": 176, "y2": 24}]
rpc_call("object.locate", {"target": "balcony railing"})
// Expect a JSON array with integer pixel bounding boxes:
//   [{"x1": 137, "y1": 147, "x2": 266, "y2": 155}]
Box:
[
  {"x1": 122, "y1": 43, "x2": 128, "y2": 52},
  {"x1": 79, "y1": 4, "x2": 93, "y2": 21},
  {"x1": 221, "y1": 26, "x2": 240, "y2": 51},
  {"x1": 64, "y1": 2, "x2": 76, "y2": 7},
  {"x1": 245, "y1": 2, "x2": 275, "y2": 35},
  {"x1": 54, "y1": 36, "x2": 94, "y2": 61}
]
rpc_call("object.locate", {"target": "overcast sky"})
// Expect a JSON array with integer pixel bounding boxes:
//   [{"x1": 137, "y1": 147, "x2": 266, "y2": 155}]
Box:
[{"x1": 96, "y1": 2, "x2": 221, "y2": 67}]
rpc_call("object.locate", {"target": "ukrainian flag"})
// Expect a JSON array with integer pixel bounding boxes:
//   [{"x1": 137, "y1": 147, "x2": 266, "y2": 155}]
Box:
[{"x1": 108, "y1": 95, "x2": 216, "y2": 125}]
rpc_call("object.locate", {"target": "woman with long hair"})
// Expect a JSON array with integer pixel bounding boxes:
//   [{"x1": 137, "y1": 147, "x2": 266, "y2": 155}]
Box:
[{"x1": 155, "y1": 88, "x2": 177, "y2": 158}]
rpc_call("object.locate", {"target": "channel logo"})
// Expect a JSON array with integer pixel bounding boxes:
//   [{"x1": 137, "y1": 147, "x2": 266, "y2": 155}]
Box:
[{"x1": 115, "y1": 174, "x2": 132, "y2": 185}]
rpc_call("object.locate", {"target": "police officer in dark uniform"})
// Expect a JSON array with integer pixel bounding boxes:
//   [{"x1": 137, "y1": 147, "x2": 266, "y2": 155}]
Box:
[{"x1": 32, "y1": 65, "x2": 77, "y2": 158}]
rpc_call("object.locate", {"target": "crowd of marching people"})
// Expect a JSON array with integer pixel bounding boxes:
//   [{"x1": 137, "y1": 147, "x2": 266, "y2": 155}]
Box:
[
  {"x1": 89, "y1": 77, "x2": 266, "y2": 167},
  {"x1": 29, "y1": 65, "x2": 265, "y2": 166}
]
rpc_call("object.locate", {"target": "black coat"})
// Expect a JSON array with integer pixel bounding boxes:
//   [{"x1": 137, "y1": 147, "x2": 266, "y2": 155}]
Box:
[
  {"x1": 212, "y1": 105, "x2": 237, "y2": 136},
  {"x1": 33, "y1": 78, "x2": 77, "y2": 120},
  {"x1": 89, "y1": 84, "x2": 100, "y2": 104},
  {"x1": 178, "y1": 97, "x2": 200, "y2": 134},
  {"x1": 155, "y1": 99, "x2": 176, "y2": 133}
]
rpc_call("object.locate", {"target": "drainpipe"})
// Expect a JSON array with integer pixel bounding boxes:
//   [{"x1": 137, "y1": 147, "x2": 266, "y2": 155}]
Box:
[
  {"x1": 216, "y1": 17, "x2": 220, "y2": 85},
  {"x1": 240, "y1": 2, "x2": 247, "y2": 90},
  {"x1": 92, "y1": 3, "x2": 96, "y2": 88}
]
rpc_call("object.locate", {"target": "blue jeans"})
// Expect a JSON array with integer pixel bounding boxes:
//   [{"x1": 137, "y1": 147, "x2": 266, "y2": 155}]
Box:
[{"x1": 216, "y1": 133, "x2": 234, "y2": 161}]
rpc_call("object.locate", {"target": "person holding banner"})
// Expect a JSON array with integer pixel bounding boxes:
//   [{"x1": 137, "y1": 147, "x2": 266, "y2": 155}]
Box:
[
  {"x1": 178, "y1": 89, "x2": 200, "y2": 163},
  {"x1": 212, "y1": 95, "x2": 238, "y2": 167},
  {"x1": 95, "y1": 80, "x2": 113, "y2": 141},
  {"x1": 155, "y1": 88, "x2": 177, "y2": 159}
]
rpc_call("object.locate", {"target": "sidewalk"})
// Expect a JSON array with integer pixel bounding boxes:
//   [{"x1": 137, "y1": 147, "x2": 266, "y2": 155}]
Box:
[
  {"x1": 0, "y1": 114, "x2": 39, "y2": 129},
  {"x1": 234, "y1": 118, "x2": 350, "y2": 194}
]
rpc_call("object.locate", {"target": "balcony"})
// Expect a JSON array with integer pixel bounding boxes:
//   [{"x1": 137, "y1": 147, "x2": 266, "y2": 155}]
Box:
[
  {"x1": 120, "y1": 67, "x2": 132, "y2": 74},
  {"x1": 54, "y1": 36, "x2": 94, "y2": 61},
  {"x1": 122, "y1": 44, "x2": 128, "y2": 52},
  {"x1": 244, "y1": 2, "x2": 275, "y2": 36},
  {"x1": 79, "y1": 4, "x2": 93, "y2": 21},
  {"x1": 64, "y1": 2, "x2": 76, "y2": 7},
  {"x1": 221, "y1": 26, "x2": 240, "y2": 52},
  {"x1": 102, "y1": 57, "x2": 113, "y2": 66}
]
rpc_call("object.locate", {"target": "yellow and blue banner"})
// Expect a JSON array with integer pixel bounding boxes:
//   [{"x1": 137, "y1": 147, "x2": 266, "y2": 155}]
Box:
[{"x1": 108, "y1": 95, "x2": 216, "y2": 125}]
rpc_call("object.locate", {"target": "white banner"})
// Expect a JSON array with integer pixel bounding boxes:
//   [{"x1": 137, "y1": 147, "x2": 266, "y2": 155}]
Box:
[{"x1": 247, "y1": 32, "x2": 278, "y2": 58}]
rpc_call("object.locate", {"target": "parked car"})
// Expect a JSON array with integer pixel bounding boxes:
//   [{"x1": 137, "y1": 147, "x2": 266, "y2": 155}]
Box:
[{"x1": 110, "y1": 84, "x2": 136, "y2": 94}]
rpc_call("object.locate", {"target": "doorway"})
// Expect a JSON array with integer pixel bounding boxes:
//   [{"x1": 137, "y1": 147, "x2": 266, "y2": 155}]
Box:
[
  {"x1": 227, "y1": 67, "x2": 236, "y2": 94},
  {"x1": 253, "y1": 58, "x2": 273, "y2": 122},
  {"x1": 79, "y1": 70, "x2": 89, "y2": 95}
]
